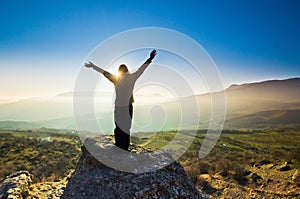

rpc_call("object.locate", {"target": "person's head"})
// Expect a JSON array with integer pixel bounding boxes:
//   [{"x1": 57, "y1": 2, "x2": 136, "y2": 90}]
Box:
[{"x1": 118, "y1": 64, "x2": 129, "y2": 76}]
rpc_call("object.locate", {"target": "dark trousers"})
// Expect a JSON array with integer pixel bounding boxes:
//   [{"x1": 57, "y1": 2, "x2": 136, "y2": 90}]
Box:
[{"x1": 114, "y1": 104, "x2": 133, "y2": 150}]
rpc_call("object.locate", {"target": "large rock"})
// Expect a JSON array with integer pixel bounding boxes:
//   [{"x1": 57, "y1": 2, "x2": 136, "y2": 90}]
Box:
[
  {"x1": 62, "y1": 136, "x2": 207, "y2": 198},
  {"x1": 0, "y1": 171, "x2": 32, "y2": 199}
]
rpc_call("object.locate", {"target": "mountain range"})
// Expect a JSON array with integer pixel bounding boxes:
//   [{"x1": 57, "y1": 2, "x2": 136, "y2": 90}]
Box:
[{"x1": 0, "y1": 78, "x2": 299, "y2": 131}]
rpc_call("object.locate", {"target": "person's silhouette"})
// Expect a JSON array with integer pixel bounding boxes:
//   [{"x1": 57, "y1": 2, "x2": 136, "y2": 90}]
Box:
[{"x1": 85, "y1": 50, "x2": 157, "y2": 150}]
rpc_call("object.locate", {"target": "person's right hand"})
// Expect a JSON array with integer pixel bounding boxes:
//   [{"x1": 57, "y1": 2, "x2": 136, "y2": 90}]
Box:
[
  {"x1": 85, "y1": 61, "x2": 95, "y2": 68},
  {"x1": 150, "y1": 49, "x2": 156, "y2": 60}
]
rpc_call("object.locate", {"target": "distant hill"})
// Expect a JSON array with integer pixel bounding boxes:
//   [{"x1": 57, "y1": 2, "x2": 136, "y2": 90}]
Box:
[
  {"x1": 226, "y1": 78, "x2": 300, "y2": 101},
  {"x1": 223, "y1": 78, "x2": 300, "y2": 128},
  {"x1": 163, "y1": 78, "x2": 300, "y2": 129},
  {"x1": 226, "y1": 109, "x2": 300, "y2": 129},
  {"x1": 193, "y1": 77, "x2": 300, "y2": 113},
  {"x1": 224, "y1": 78, "x2": 300, "y2": 113},
  {"x1": 0, "y1": 78, "x2": 299, "y2": 130},
  {"x1": 0, "y1": 121, "x2": 42, "y2": 129}
]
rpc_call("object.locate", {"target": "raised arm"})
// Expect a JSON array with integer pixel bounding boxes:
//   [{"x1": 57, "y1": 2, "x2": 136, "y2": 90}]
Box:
[
  {"x1": 132, "y1": 50, "x2": 156, "y2": 79},
  {"x1": 85, "y1": 61, "x2": 116, "y2": 83}
]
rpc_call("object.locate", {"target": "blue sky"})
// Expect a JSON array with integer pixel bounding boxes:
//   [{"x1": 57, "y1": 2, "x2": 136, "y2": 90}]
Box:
[{"x1": 0, "y1": 0, "x2": 299, "y2": 101}]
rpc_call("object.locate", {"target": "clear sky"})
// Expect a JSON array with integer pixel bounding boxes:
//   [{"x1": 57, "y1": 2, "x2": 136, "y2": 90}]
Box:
[{"x1": 0, "y1": 0, "x2": 299, "y2": 102}]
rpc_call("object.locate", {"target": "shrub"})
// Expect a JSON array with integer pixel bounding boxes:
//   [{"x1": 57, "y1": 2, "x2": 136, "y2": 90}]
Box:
[
  {"x1": 214, "y1": 158, "x2": 233, "y2": 176},
  {"x1": 199, "y1": 160, "x2": 213, "y2": 174},
  {"x1": 184, "y1": 165, "x2": 200, "y2": 185},
  {"x1": 197, "y1": 176, "x2": 214, "y2": 194}
]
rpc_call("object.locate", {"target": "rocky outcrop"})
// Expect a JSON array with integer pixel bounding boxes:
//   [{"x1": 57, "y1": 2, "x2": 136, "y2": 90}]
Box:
[
  {"x1": 0, "y1": 171, "x2": 32, "y2": 199},
  {"x1": 62, "y1": 136, "x2": 207, "y2": 198},
  {"x1": 0, "y1": 171, "x2": 69, "y2": 199}
]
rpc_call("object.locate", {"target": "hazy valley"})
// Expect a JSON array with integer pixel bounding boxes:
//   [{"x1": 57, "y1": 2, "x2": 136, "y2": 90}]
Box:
[{"x1": 0, "y1": 78, "x2": 299, "y2": 131}]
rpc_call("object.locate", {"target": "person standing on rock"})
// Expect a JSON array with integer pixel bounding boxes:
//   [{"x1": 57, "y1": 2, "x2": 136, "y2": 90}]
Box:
[{"x1": 85, "y1": 50, "x2": 157, "y2": 151}]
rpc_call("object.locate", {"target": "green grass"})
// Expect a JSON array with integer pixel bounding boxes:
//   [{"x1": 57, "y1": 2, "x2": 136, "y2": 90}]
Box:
[
  {"x1": 1, "y1": 127, "x2": 299, "y2": 198},
  {"x1": 134, "y1": 127, "x2": 300, "y2": 197},
  {"x1": 0, "y1": 129, "x2": 81, "y2": 182},
  {"x1": 137, "y1": 128, "x2": 300, "y2": 165}
]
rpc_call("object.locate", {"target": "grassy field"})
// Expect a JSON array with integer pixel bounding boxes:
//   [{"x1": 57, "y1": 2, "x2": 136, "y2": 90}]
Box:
[
  {"x1": 0, "y1": 129, "x2": 81, "y2": 182},
  {"x1": 1, "y1": 127, "x2": 299, "y2": 198},
  {"x1": 136, "y1": 127, "x2": 300, "y2": 198}
]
